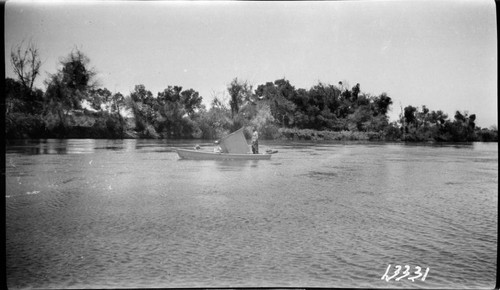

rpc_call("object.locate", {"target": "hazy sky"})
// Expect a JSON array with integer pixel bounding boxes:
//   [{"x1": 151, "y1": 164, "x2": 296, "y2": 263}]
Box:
[{"x1": 5, "y1": 0, "x2": 497, "y2": 127}]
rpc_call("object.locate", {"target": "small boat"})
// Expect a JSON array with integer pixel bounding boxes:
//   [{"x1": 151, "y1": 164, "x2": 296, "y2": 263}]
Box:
[
  {"x1": 176, "y1": 148, "x2": 272, "y2": 160},
  {"x1": 176, "y1": 128, "x2": 274, "y2": 160}
]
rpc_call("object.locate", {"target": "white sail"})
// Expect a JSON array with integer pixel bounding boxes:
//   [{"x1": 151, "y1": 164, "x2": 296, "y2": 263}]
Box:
[{"x1": 219, "y1": 128, "x2": 250, "y2": 154}]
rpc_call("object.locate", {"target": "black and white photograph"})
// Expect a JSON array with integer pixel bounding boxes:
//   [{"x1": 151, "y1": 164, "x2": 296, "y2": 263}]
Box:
[{"x1": 4, "y1": 0, "x2": 497, "y2": 289}]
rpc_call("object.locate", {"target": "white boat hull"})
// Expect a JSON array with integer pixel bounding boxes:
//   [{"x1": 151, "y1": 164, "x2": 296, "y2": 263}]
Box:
[{"x1": 176, "y1": 149, "x2": 272, "y2": 160}]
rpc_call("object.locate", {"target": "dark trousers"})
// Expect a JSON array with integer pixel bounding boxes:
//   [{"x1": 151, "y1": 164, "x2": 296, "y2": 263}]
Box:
[{"x1": 252, "y1": 141, "x2": 259, "y2": 154}]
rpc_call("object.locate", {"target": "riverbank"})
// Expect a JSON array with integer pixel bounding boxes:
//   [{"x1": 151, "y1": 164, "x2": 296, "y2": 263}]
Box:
[
  {"x1": 5, "y1": 112, "x2": 498, "y2": 142},
  {"x1": 276, "y1": 128, "x2": 385, "y2": 141}
]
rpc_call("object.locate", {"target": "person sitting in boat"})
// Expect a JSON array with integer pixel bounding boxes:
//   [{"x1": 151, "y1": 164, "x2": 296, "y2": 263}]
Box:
[
  {"x1": 251, "y1": 127, "x2": 259, "y2": 154},
  {"x1": 213, "y1": 140, "x2": 222, "y2": 153}
]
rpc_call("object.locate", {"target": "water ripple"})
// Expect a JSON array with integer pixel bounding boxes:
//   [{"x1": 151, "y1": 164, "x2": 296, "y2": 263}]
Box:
[{"x1": 5, "y1": 141, "x2": 498, "y2": 289}]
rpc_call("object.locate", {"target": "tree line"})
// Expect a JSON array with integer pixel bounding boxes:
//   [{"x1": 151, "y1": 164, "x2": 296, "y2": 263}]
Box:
[{"x1": 5, "y1": 42, "x2": 497, "y2": 142}]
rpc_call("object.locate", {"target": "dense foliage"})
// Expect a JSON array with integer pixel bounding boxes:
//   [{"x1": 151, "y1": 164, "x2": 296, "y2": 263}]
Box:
[{"x1": 5, "y1": 45, "x2": 497, "y2": 142}]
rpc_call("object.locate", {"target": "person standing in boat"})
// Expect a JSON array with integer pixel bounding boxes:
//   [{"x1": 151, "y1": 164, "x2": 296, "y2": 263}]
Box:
[{"x1": 251, "y1": 127, "x2": 259, "y2": 154}]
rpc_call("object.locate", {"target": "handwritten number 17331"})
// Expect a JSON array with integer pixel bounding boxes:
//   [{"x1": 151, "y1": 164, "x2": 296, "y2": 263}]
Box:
[{"x1": 381, "y1": 264, "x2": 429, "y2": 282}]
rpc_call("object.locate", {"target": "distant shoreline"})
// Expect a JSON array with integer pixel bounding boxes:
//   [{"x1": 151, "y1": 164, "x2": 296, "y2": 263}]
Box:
[{"x1": 5, "y1": 126, "x2": 498, "y2": 142}]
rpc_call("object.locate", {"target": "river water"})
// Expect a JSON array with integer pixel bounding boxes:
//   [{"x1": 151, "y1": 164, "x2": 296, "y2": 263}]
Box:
[{"x1": 5, "y1": 139, "x2": 497, "y2": 289}]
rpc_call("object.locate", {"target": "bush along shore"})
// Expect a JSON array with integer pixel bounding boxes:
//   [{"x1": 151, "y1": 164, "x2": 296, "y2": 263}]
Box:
[
  {"x1": 277, "y1": 128, "x2": 385, "y2": 141},
  {"x1": 6, "y1": 46, "x2": 497, "y2": 142},
  {"x1": 6, "y1": 110, "x2": 498, "y2": 142}
]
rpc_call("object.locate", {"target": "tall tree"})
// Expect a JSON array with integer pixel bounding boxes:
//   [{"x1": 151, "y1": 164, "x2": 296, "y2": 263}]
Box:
[
  {"x1": 255, "y1": 79, "x2": 296, "y2": 127},
  {"x1": 180, "y1": 88, "x2": 203, "y2": 117},
  {"x1": 227, "y1": 78, "x2": 252, "y2": 119},
  {"x1": 373, "y1": 93, "x2": 393, "y2": 116},
  {"x1": 10, "y1": 40, "x2": 41, "y2": 92},
  {"x1": 156, "y1": 86, "x2": 202, "y2": 138},
  {"x1": 306, "y1": 82, "x2": 340, "y2": 129},
  {"x1": 9, "y1": 41, "x2": 44, "y2": 114},
  {"x1": 111, "y1": 92, "x2": 125, "y2": 114},
  {"x1": 403, "y1": 105, "x2": 417, "y2": 124},
  {"x1": 44, "y1": 49, "x2": 98, "y2": 127},
  {"x1": 129, "y1": 84, "x2": 156, "y2": 132}
]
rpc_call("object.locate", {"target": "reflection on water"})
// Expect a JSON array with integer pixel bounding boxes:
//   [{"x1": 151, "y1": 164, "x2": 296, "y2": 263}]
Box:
[
  {"x1": 5, "y1": 140, "x2": 497, "y2": 289},
  {"x1": 5, "y1": 139, "x2": 209, "y2": 155},
  {"x1": 6, "y1": 139, "x2": 480, "y2": 156},
  {"x1": 177, "y1": 159, "x2": 261, "y2": 171},
  {"x1": 7, "y1": 139, "x2": 98, "y2": 155}
]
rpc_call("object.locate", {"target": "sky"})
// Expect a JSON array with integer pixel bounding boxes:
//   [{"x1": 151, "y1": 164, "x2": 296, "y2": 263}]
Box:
[{"x1": 5, "y1": 0, "x2": 497, "y2": 127}]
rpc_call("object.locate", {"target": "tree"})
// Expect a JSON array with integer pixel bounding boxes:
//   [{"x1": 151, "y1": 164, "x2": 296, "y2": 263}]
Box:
[
  {"x1": 8, "y1": 41, "x2": 44, "y2": 114},
  {"x1": 227, "y1": 78, "x2": 252, "y2": 119},
  {"x1": 403, "y1": 106, "x2": 417, "y2": 125},
  {"x1": 5, "y1": 78, "x2": 43, "y2": 114},
  {"x1": 347, "y1": 105, "x2": 373, "y2": 131},
  {"x1": 449, "y1": 111, "x2": 477, "y2": 141},
  {"x1": 44, "y1": 49, "x2": 98, "y2": 127},
  {"x1": 305, "y1": 82, "x2": 341, "y2": 129},
  {"x1": 336, "y1": 84, "x2": 355, "y2": 119},
  {"x1": 429, "y1": 110, "x2": 448, "y2": 126},
  {"x1": 88, "y1": 88, "x2": 112, "y2": 111},
  {"x1": 255, "y1": 79, "x2": 296, "y2": 127},
  {"x1": 128, "y1": 84, "x2": 156, "y2": 134},
  {"x1": 180, "y1": 88, "x2": 203, "y2": 117},
  {"x1": 10, "y1": 40, "x2": 41, "y2": 92},
  {"x1": 154, "y1": 86, "x2": 203, "y2": 138},
  {"x1": 5, "y1": 78, "x2": 24, "y2": 113},
  {"x1": 156, "y1": 86, "x2": 183, "y2": 137},
  {"x1": 291, "y1": 88, "x2": 311, "y2": 129},
  {"x1": 351, "y1": 83, "x2": 361, "y2": 100},
  {"x1": 198, "y1": 94, "x2": 232, "y2": 139},
  {"x1": 373, "y1": 93, "x2": 392, "y2": 116},
  {"x1": 111, "y1": 92, "x2": 125, "y2": 114},
  {"x1": 110, "y1": 92, "x2": 126, "y2": 138},
  {"x1": 130, "y1": 84, "x2": 154, "y2": 103}
]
